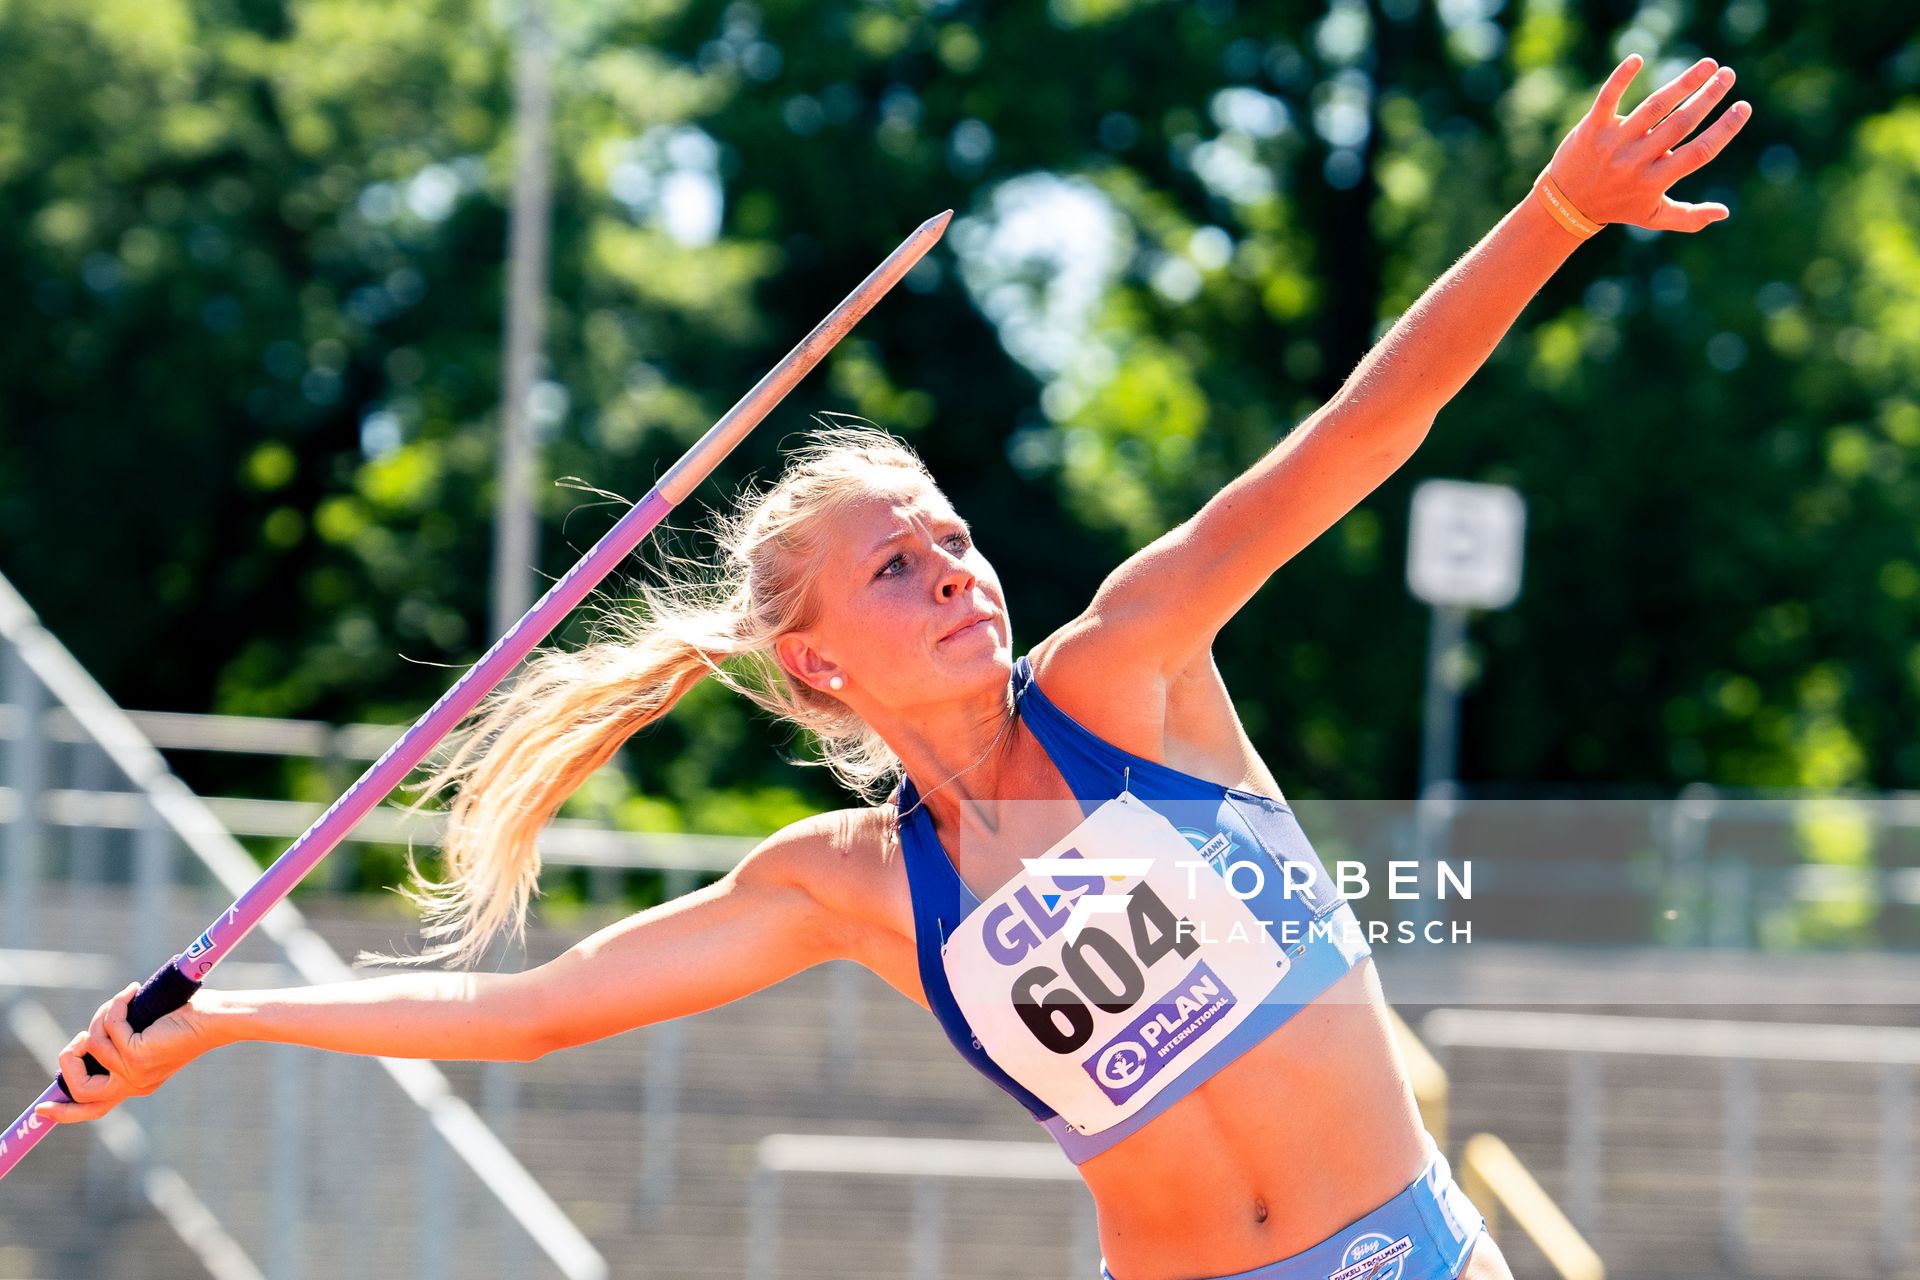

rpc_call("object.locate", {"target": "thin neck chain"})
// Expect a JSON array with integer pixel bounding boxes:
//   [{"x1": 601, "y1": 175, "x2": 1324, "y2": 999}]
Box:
[{"x1": 895, "y1": 692, "x2": 1018, "y2": 824}]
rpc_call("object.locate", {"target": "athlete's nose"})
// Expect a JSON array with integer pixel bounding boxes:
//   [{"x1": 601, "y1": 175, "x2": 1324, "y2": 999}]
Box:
[{"x1": 936, "y1": 555, "x2": 975, "y2": 600}]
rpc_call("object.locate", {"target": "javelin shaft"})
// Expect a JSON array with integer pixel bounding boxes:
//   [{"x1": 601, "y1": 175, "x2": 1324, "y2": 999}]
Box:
[{"x1": 0, "y1": 210, "x2": 951, "y2": 1182}]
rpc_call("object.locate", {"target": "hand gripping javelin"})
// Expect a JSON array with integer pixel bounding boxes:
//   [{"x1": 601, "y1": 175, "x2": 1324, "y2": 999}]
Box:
[{"x1": 0, "y1": 209, "x2": 952, "y2": 1182}]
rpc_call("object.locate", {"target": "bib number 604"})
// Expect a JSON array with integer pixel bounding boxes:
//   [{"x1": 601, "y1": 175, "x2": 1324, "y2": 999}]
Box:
[{"x1": 1011, "y1": 883, "x2": 1199, "y2": 1054}]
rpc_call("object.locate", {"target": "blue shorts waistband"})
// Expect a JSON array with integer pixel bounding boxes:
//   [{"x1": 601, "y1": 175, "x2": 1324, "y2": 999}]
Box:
[{"x1": 1098, "y1": 1134, "x2": 1484, "y2": 1280}]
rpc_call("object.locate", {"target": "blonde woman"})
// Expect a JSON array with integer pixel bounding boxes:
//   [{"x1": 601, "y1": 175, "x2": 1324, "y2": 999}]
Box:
[{"x1": 43, "y1": 53, "x2": 1746, "y2": 1280}]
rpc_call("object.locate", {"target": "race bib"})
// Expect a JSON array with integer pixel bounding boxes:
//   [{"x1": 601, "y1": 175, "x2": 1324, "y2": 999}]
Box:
[{"x1": 940, "y1": 790, "x2": 1290, "y2": 1134}]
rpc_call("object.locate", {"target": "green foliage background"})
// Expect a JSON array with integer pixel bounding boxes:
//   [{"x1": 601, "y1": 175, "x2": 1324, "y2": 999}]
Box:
[{"x1": 2, "y1": 0, "x2": 1917, "y2": 912}]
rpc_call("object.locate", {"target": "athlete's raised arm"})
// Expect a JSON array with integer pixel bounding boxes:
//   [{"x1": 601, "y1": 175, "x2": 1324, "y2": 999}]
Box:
[{"x1": 1086, "y1": 53, "x2": 1751, "y2": 676}]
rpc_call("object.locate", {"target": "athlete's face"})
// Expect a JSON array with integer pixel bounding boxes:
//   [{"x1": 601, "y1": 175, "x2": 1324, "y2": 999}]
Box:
[{"x1": 778, "y1": 481, "x2": 1011, "y2": 706}]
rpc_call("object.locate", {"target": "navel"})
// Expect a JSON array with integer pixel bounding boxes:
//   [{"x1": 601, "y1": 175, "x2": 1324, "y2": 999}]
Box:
[{"x1": 1252, "y1": 1197, "x2": 1269, "y2": 1225}]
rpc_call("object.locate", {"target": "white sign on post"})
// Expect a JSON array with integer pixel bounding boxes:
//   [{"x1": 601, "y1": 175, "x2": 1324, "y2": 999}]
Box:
[{"x1": 1407, "y1": 479, "x2": 1526, "y2": 610}]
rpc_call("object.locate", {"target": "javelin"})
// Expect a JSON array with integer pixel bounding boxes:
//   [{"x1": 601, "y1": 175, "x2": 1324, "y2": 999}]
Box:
[{"x1": 0, "y1": 208, "x2": 953, "y2": 1181}]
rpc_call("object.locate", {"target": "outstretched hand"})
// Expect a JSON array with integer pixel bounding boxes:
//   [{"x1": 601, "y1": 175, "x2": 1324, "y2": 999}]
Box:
[{"x1": 1546, "y1": 53, "x2": 1752, "y2": 234}]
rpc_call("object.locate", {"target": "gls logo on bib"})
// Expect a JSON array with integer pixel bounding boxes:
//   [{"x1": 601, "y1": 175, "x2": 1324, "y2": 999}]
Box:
[{"x1": 942, "y1": 791, "x2": 1291, "y2": 1134}]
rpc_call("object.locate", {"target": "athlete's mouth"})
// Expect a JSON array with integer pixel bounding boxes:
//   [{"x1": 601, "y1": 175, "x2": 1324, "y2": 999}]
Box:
[{"x1": 938, "y1": 614, "x2": 995, "y2": 643}]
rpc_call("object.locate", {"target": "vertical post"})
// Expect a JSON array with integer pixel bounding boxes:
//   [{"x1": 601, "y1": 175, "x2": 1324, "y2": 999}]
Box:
[
  {"x1": 1565, "y1": 1052, "x2": 1601, "y2": 1234},
  {"x1": 638, "y1": 1018, "x2": 686, "y2": 1213},
  {"x1": 589, "y1": 863, "x2": 622, "y2": 905},
  {"x1": 133, "y1": 806, "x2": 174, "y2": 979},
  {"x1": 416, "y1": 1107, "x2": 452, "y2": 1280},
  {"x1": 4, "y1": 642, "x2": 47, "y2": 950},
  {"x1": 1882, "y1": 1062, "x2": 1912, "y2": 1272},
  {"x1": 1709, "y1": 859, "x2": 1750, "y2": 948},
  {"x1": 196, "y1": 1043, "x2": 232, "y2": 1229},
  {"x1": 69, "y1": 747, "x2": 109, "y2": 888},
  {"x1": 481, "y1": 936, "x2": 530, "y2": 1279},
  {"x1": 342, "y1": 1057, "x2": 376, "y2": 1275},
  {"x1": 1419, "y1": 605, "x2": 1469, "y2": 798},
  {"x1": 824, "y1": 960, "x2": 862, "y2": 1090},
  {"x1": 590, "y1": 793, "x2": 622, "y2": 905},
  {"x1": 491, "y1": 0, "x2": 554, "y2": 642},
  {"x1": 1664, "y1": 784, "x2": 1717, "y2": 945},
  {"x1": 744, "y1": 1164, "x2": 780, "y2": 1279},
  {"x1": 322, "y1": 727, "x2": 355, "y2": 893},
  {"x1": 1407, "y1": 477, "x2": 1525, "y2": 937},
  {"x1": 267, "y1": 1043, "x2": 309, "y2": 1280},
  {"x1": 664, "y1": 865, "x2": 696, "y2": 901},
  {"x1": 909, "y1": 1176, "x2": 944, "y2": 1279},
  {"x1": 1722, "y1": 1056, "x2": 1755, "y2": 1269},
  {"x1": 1413, "y1": 606, "x2": 1468, "y2": 932},
  {"x1": 84, "y1": 1108, "x2": 118, "y2": 1212}
]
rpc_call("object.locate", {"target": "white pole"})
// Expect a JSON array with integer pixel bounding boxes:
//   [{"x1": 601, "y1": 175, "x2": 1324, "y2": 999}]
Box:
[
  {"x1": 485, "y1": 8, "x2": 551, "y2": 1256},
  {"x1": 491, "y1": 0, "x2": 553, "y2": 639}
]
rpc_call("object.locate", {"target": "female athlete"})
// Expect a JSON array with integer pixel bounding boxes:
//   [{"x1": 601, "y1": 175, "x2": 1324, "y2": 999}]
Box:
[{"x1": 41, "y1": 53, "x2": 1747, "y2": 1280}]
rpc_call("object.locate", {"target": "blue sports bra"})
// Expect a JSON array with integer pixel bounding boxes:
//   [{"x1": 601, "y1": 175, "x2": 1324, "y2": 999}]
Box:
[{"x1": 894, "y1": 653, "x2": 1370, "y2": 1163}]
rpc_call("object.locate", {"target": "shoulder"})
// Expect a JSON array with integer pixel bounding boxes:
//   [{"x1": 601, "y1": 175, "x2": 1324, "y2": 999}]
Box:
[
  {"x1": 1028, "y1": 615, "x2": 1276, "y2": 795},
  {"x1": 732, "y1": 804, "x2": 914, "y2": 945},
  {"x1": 1025, "y1": 612, "x2": 1181, "y2": 762},
  {"x1": 731, "y1": 805, "x2": 894, "y2": 896},
  {"x1": 734, "y1": 803, "x2": 927, "y2": 1008}
]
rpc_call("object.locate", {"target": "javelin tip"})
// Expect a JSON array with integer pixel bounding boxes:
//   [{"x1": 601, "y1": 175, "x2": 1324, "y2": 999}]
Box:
[{"x1": 918, "y1": 209, "x2": 955, "y2": 238}]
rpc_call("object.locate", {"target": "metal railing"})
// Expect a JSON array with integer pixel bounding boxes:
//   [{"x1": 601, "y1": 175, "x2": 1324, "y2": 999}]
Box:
[
  {"x1": 744, "y1": 1133, "x2": 1095, "y2": 1279},
  {"x1": 33, "y1": 699, "x2": 1920, "y2": 948},
  {"x1": 0, "y1": 701, "x2": 755, "y2": 900},
  {"x1": 1422, "y1": 1008, "x2": 1919, "y2": 1274},
  {"x1": 1389, "y1": 1007, "x2": 1604, "y2": 1279},
  {"x1": 0, "y1": 570, "x2": 607, "y2": 1280},
  {"x1": 1456, "y1": 1133, "x2": 1605, "y2": 1280}
]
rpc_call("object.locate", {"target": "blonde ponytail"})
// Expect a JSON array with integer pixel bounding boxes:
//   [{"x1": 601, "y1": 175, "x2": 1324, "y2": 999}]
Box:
[{"x1": 357, "y1": 418, "x2": 938, "y2": 971}]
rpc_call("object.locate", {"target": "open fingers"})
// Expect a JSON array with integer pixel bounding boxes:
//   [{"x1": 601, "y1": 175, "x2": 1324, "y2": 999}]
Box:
[
  {"x1": 1659, "y1": 99, "x2": 1752, "y2": 181},
  {"x1": 1625, "y1": 57, "x2": 1720, "y2": 135},
  {"x1": 1587, "y1": 53, "x2": 1644, "y2": 122},
  {"x1": 1648, "y1": 66, "x2": 1736, "y2": 151}
]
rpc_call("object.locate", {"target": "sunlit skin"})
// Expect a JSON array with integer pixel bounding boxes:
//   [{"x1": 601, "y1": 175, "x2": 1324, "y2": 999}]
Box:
[
  {"x1": 774, "y1": 480, "x2": 1511, "y2": 1280},
  {"x1": 44, "y1": 49, "x2": 1752, "y2": 1280}
]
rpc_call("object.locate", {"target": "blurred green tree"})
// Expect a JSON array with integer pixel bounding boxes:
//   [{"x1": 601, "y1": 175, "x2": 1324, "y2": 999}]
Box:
[{"x1": 1, "y1": 0, "x2": 1917, "y2": 894}]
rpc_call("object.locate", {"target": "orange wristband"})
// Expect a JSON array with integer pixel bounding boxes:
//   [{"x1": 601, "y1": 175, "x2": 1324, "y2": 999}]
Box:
[{"x1": 1533, "y1": 171, "x2": 1604, "y2": 240}]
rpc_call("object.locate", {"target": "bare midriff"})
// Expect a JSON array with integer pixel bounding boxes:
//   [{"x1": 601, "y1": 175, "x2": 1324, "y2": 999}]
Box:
[{"x1": 1072, "y1": 961, "x2": 1431, "y2": 1280}]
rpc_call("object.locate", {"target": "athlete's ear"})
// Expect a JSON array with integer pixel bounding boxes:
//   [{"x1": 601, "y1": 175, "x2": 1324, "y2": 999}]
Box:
[{"x1": 774, "y1": 631, "x2": 840, "y2": 694}]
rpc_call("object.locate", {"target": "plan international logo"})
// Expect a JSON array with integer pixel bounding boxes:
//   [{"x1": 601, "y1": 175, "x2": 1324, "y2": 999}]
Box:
[{"x1": 1083, "y1": 960, "x2": 1236, "y2": 1103}]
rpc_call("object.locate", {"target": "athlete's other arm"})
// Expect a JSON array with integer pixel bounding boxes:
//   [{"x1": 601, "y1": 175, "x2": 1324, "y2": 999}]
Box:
[
  {"x1": 39, "y1": 813, "x2": 864, "y2": 1121},
  {"x1": 508, "y1": 810, "x2": 868, "y2": 1056},
  {"x1": 1086, "y1": 54, "x2": 1751, "y2": 674}
]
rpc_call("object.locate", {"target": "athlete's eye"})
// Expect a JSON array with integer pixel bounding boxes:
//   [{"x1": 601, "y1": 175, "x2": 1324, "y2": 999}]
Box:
[{"x1": 873, "y1": 531, "x2": 971, "y2": 580}]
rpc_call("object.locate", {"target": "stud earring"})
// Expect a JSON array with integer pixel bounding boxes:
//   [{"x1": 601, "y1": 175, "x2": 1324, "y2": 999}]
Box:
[{"x1": 829, "y1": 675, "x2": 845, "y2": 691}]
